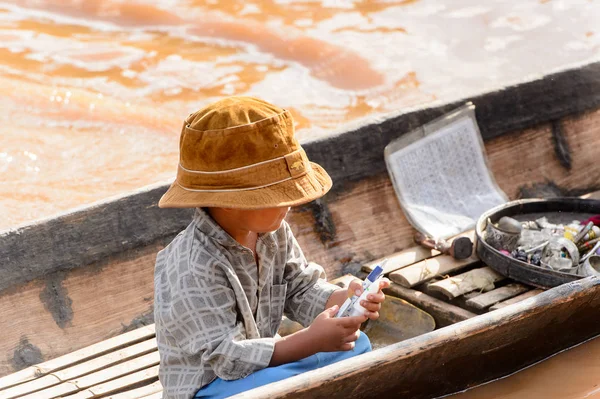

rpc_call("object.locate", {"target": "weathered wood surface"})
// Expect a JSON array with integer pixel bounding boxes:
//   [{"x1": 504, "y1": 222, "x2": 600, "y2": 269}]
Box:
[
  {"x1": 427, "y1": 267, "x2": 505, "y2": 299},
  {"x1": 465, "y1": 284, "x2": 530, "y2": 311},
  {"x1": 0, "y1": 339, "x2": 156, "y2": 399},
  {"x1": 0, "y1": 184, "x2": 192, "y2": 294},
  {"x1": 384, "y1": 284, "x2": 476, "y2": 328},
  {"x1": 389, "y1": 255, "x2": 480, "y2": 288},
  {"x1": 489, "y1": 289, "x2": 544, "y2": 311},
  {"x1": 0, "y1": 325, "x2": 155, "y2": 391},
  {"x1": 362, "y1": 231, "x2": 475, "y2": 275},
  {"x1": 108, "y1": 380, "x2": 162, "y2": 399},
  {"x1": 233, "y1": 276, "x2": 600, "y2": 399},
  {"x1": 0, "y1": 242, "x2": 159, "y2": 377},
  {"x1": 0, "y1": 322, "x2": 160, "y2": 399},
  {"x1": 3, "y1": 64, "x2": 600, "y2": 293}
]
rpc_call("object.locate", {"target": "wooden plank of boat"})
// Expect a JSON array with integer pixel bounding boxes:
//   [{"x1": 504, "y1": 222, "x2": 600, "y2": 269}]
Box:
[
  {"x1": 465, "y1": 283, "x2": 530, "y2": 311},
  {"x1": 107, "y1": 380, "x2": 163, "y2": 399},
  {"x1": 362, "y1": 245, "x2": 439, "y2": 275},
  {"x1": 25, "y1": 354, "x2": 160, "y2": 398},
  {"x1": 72, "y1": 351, "x2": 159, "y2": 390},
  {"x1": 489, "y1": 289, "x2": 545, "y2": 311},
  {"x1": 0, "y1": 338, "x2": 157, "y2": 399},
  {"x1": 36, "y1": 324, "x2": 155, "y2": 376},
  {"x1": 384, "y1": 283, "x2": 477, "y2": 328},
  {"x1": 231, "y1": 276, "x2": 600, "y2": 399},
  {"x1": 388, "y1": 255, "x2": 480, "y2": 288},
  {"x1": 138, "y1": 393, "x2": 162, "y2": 399},
  {"x1": 73, "y1": 365, "x2": 159, "y2": 398},
  {"x1": 18, "y1": 380, "x2": 78, "y2": 399},
  {"x1": 427, "y1": 267, "x2": 506, "y2": 299},
  {"x1": 0, "y1": 368, "x2": 39, "y2": 393},
  {"x1": 0, "y1": 375, "x2": 61, "y2": 399},
  {"x1": 0, "y1": 325, "x2": 156, "y2": 392},
  {"x1": 363, "y1": 231, "x2": 476, "y2": 275}
]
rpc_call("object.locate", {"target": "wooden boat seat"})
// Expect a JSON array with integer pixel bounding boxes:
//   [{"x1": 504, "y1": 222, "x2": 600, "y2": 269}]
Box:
[{"x1": 0, "y1": 238, "x2": 550, "y2": 399}]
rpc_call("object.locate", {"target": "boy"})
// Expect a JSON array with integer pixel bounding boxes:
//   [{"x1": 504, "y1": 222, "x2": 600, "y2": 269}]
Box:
[{"x1": 155, "y1": 97, "x2": 389, "y2": 399}]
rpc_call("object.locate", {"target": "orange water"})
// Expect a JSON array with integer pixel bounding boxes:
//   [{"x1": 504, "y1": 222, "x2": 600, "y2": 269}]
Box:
[
  {"x1": 448, "y1": 336, "x2": 600, "y2": 399},
  {"x1": 1, "y1": 0, "x2": 599, "y2": 229}
]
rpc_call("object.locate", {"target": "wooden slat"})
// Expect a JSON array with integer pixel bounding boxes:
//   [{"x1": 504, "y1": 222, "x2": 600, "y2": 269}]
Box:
[
  {"x1": 427, "y1": 267, "x2": 505, "y2": 299},
  {"x1": 19, "y1": 381, "x2": 79, "y2": 399},
  {"x1": 15, "y1": 351, "x2": 159, "y2": 399},
  {"x1": 389, "y1": 255, "x2": 480, "y2": 288},
  {"x1": 490, "y1": 289, "x2": 544, "y2": 311},
  {"x1": 328, "y1": 274, "x2": 358, "y2": 288},
  {"x1": 37, "y1": 324, "x2": 155, "y2": 375},
  {"x1": 465, "y1": 284, "x2": 530, "y2": 310},
  {"x1": 0, "y1": 244, "x2": 159, "y2": 379},
  {"x1": 0, "y1": 338, "x2": 156, "y2": 399},
  {"x1": 581, "y1": 189, "x2": 600, "y2": 200},
  {"x1": 0, "y1": 367, "x2": 38, "y2": 392},
  {"x1": 0, "y1": 375, "x2": 61, "y2": 399},
  {"x1": 73, "y1": 351, "x2": 159, "y2": 389},
  {"x1": 107, "y1": 380, "x2": 163, "y2": 399},
  {"x1": 139, "y1": 392, "x2": 163, "y2": 399},
  {"x1": 384, "y1": 283, "x2": 476, "y2": 328},
  {"x1": 362, "y1": 231, "x2": 476, "y2": 276},
  {"x1": 362, "y1": 246, "x2": 439, "y2": 275},
  {"x1": 86, "y1": 365, "x2": 159, "y2": 398},
  {"x1": 53, "y1": 338, "x2": 157, "y2": 382}
]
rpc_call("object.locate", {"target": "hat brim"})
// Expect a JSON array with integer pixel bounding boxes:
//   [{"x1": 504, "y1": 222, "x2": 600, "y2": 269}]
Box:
[{"x1": 158, "y1": 162, "x2": 332, "y2": 209}]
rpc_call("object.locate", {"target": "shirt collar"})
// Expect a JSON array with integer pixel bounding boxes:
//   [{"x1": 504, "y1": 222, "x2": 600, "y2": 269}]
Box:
[{"x1": 192, "y1": 208, "x2": 276, "y2": 249}]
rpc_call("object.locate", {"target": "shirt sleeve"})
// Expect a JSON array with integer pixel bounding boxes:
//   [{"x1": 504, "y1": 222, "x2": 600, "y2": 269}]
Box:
[
  {"x1": 282, "y1": 223, "x2": 341, "y2": 327},
  {"x1": 158, "y1": 270, "x2": 276, "y2": 381}
]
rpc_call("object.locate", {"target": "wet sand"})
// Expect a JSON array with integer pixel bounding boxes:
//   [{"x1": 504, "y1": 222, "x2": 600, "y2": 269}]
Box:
[
  {"x1": 448, "y1": 336, "x2": 600, "y2": 399},
  {"x1": 1, "y1": 0, "x2": 599, "y2": 228}
]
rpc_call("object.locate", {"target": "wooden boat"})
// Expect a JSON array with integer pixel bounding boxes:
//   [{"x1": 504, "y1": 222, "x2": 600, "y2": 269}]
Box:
[{"x1": 1, "y1": 60, "x2": 600, "y2": 398}]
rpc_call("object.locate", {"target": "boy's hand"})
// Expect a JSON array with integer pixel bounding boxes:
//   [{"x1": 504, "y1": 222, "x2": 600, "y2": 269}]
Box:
[
  {"x1": 347, "y1": 278, "x2": 391, "y2": 320},
  {"x1": 308, "y1": 305, "x2": 367, "y2": 352}
]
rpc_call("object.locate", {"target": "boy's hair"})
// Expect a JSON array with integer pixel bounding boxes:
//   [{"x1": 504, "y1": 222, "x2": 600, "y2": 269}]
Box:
[{"x1": 159, "y1": 96, "x2": 332, "y2": 209}]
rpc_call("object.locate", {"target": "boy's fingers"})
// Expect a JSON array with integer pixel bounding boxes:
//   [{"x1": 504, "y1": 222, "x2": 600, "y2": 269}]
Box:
[
  {"x1": 340, "y1": 342, "x2": 355, "y2": 351},
  {"x1": 367, "y1": 311, "x2": 380, "y2": 321},
  {"x1": 360, "y1": 301, "x2": 381, "y2": 312},
  {"x1": 325, "y1": 305, "x2": 339, "y2": 317},
  {"x1": 366, "y1": 291, "x2": 386, "y2": 303},
  {"x1": 379, "y1": 278, "x2": 391, "y2": 290},
  {"x1": 342, "y1": 330, "x2": 361, "y2": 343},
  {"x1": 347, "y1": 280, "x2": 363, "y2": 298},
  {"x1": 337, "y1": 315, "x2": 367, "y2": 328}
]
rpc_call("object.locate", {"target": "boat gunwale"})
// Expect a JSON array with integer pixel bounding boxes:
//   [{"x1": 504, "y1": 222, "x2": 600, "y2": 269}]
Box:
[{"x1": 231, "y1": 275, "x2": 600, "y2": 399}]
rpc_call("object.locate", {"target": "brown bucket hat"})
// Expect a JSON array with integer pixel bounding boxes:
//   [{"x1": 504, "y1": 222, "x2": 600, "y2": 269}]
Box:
[{"x1": 159, "y1": 96, "x2": 332, "y2": 209}]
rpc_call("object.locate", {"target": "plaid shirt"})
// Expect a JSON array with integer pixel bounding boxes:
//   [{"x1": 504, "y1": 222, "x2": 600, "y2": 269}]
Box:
[{"x1": 154, "y1": 208, "x2": 340, "y2": 399}]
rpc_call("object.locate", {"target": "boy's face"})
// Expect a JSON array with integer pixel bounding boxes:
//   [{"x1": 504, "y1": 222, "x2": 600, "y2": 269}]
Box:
[{"x1": 234, "y1": 207, "x2": 291, "y2": 233}]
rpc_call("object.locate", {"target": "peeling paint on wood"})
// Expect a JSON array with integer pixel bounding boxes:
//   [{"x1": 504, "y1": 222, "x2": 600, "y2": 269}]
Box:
[
  {"x1": 551, "y1": 120, "x2": 572, "y2": 170},
  {"x1": 518, "y1": 181, "x2": 600, "y2": 199},
  {"x1": 121, "y1": 310, "x2": 154, "y2": 334},
  {"x1": 39, "y1": 273, "x2": 73, "y2": 329},
  {"x1": 12, "y1": 337, "x2": 42, "y2": 372},
  {"x1": 308, "y1": 199, "x2": 336, "y2": 245}
]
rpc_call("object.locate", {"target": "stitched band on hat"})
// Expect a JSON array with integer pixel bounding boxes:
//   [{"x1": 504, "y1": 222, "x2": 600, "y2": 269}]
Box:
[
  {"x1": 176, "y1": 148, "x2": 311, "y2": 191},
  {"x1": 176, "y1": 177, "x2": 294, "y2": 193}
]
